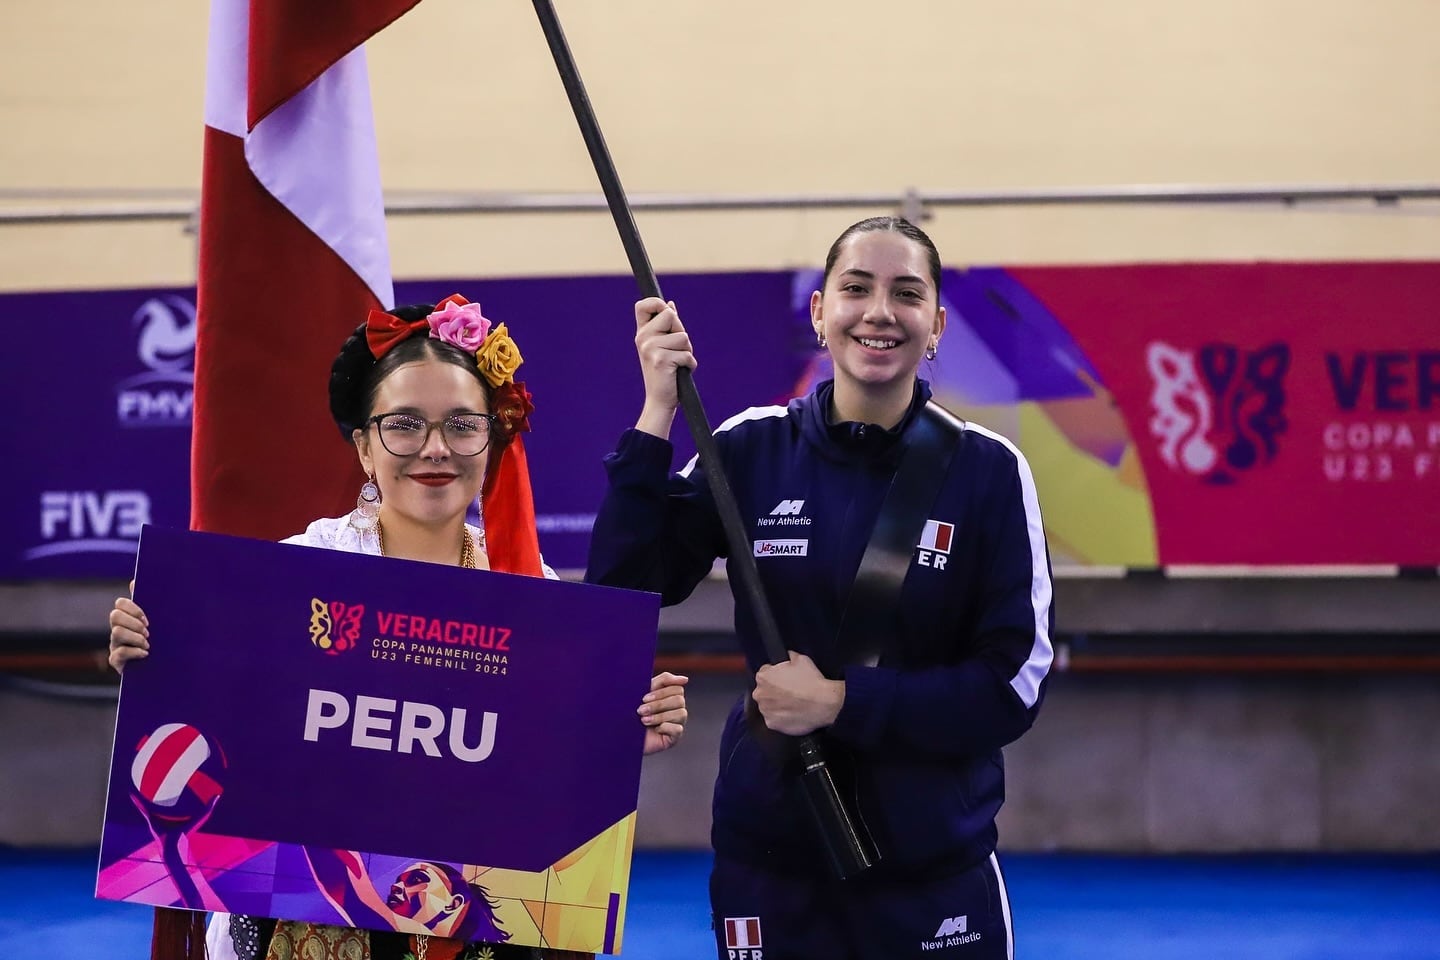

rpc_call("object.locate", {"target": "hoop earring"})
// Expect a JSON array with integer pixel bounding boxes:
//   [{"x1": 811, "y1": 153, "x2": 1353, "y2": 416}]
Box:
[
  {"x1": 925, "y1": 341, "x2": 938, "y2": 361},
  {"x1": 816, "y1": 331, "x2": 828, "y2": 349},
  {"x1": 350, "y1": 474, "x2": 381, "y2": 531}
]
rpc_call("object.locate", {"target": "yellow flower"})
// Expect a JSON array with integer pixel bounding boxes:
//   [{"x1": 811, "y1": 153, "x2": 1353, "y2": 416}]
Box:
[{"x1": 476, "y1": 323, "x2": 523, "y2": 386}]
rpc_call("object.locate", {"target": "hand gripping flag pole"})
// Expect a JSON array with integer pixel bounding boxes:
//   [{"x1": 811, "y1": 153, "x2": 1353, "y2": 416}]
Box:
[{"x1": 530, "y1": 0, "x2": 878, "y2": 879}]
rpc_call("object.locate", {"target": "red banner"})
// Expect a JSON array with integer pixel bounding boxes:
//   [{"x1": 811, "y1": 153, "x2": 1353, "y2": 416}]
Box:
[{"x1": 1012, "y1": 262, "x2": 1440, "y2": 565}]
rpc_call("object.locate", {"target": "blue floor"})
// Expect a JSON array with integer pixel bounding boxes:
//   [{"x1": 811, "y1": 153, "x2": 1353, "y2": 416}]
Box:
[{"x1": 7, "y1": 847, "x2": 1440, "y2": 958}]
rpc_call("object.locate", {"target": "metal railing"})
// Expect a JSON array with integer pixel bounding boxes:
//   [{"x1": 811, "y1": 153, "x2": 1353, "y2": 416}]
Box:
[{"x1": 3, "y1": 182, "x2": 1440, "y2": 226}]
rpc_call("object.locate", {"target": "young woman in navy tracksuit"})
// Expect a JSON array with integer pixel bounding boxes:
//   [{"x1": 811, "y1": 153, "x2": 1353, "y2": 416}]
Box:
[{"x1": 588, "y1": 217, "x2": 1055, "y2": 959}]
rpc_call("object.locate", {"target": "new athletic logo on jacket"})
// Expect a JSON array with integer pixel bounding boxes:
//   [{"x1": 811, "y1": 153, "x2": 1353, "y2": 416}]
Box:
[{"x1": 588, "y1": 379, "x2": 1054, "y2": 878}]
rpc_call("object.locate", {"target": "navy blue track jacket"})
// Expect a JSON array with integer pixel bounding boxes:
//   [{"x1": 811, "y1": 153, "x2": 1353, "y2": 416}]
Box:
[{"x1": 587, "y1": 379, "x2": 1055, "y2": 879}]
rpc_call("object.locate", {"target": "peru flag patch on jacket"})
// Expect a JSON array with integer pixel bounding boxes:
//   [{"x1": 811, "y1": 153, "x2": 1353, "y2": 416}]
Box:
[{"x1": 920, "y1": 519, "x2": 955, "y2": 554}]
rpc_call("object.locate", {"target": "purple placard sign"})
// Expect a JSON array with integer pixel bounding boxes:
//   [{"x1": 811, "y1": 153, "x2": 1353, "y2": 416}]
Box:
[{"x1": 97, "y1": 526, "x2": 659, "y2": 954}]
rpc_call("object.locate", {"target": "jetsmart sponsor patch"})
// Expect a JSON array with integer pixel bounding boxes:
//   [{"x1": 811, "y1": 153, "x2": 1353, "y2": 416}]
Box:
[{"x1": 753, "y1": 539, "x2": 808, "y2": 557}]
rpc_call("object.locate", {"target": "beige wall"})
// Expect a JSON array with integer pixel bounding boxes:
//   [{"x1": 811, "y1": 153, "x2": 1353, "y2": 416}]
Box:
[{"x1": 3, "y1": 0, "x2": 1439, "y2": 291}]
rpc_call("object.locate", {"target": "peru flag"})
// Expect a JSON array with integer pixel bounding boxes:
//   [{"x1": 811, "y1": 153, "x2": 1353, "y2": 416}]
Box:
[
  {"x1": 920, "y1": 518, "x2": 955, "y2": 555},
  {"x1": 724, "y1": 917, "x2": 763, "y2": 949},
  {"x1": 192, "y1": 0, "x2": 421, "y2": 539}
]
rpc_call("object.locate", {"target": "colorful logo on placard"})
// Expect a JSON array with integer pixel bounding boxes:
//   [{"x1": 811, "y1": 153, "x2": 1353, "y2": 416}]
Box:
[
  {"x1": 116, "y1": 295, "x2": 196, "y2": 427},
  {"x1": 309, "y1": 598, "x2": 365, "y2": 655},
  {"x1": 1147, "y1": 341, "x2": 1290, "y2": 484}
]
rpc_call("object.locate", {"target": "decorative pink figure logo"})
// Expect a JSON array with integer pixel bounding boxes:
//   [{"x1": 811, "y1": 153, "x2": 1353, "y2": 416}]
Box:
[
  {"x1": 1148, "y1": 341, "x2": 1219, "y2": 476},
  {"x1": 310, "y1": 598, "x2": 365, "y2": 654},
  {"x1": 1148, "y1": 340, "x2": 1290, "y2": 484}
]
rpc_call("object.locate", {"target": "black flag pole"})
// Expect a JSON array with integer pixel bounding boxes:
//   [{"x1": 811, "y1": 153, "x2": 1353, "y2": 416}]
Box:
[{"x1": 530, "y1": 0, "x2": 877, "y2": 879}]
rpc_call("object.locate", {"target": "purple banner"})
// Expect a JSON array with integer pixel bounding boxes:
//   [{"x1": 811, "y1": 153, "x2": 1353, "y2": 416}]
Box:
[
  {"x1": 11, "y1": 265, "x2": 1440, "y2": 580},
  {"x1": 4, "y1": 290, "x2": 194, "y2": 578},
  {"x1": 97, "y1": 525, "x2": 659, "y2": 953},
  {"x1": 1, "y1": 273, "x2": 808, "y2": 579}
]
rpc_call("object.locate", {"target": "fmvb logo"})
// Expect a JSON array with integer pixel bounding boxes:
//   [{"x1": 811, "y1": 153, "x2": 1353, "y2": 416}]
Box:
[
  {"x1": 723, "y1": 916, "x2": 762, "y2": 959},
  {"x1": 1148, "y1": 341, "x2": 1290, "y2": 484},
  {"x1": 117, "y1": 295, "x2": 196, "y2": 427},
  {"x1": 916, "y1": 519, "x2": 954, "y2": 570},
  {"x1": 26, "y1": 490, "x2": 151, "y2": 560},
  {"x1": 310, "y1": 598, "x2": 365, "y2": 654}
]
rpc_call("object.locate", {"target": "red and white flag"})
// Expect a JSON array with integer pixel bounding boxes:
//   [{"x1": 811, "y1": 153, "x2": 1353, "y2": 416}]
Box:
[
  {"x1": 920, "y1": 518, "x2": 955, "y2": 554},
  {"x1": 192, "y1": 0, "x2": 421, "y2": 539},
  {"x1": 724, "y1": 917, "x2": 763, "y2": 949}
]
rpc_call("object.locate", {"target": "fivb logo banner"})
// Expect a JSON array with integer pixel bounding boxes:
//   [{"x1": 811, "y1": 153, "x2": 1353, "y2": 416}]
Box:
[
  {"x1": 3, "y1": 270, "x2": 812, "y2": 579},
  {"x1": 25, "y1": 490, "x2": 152, "y2": 561},
  {"x1": 2, "y1": 287, "x2": 195, "y2": 578}
]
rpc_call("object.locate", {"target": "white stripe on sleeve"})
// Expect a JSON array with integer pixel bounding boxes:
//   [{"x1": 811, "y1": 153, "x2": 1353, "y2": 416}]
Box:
[{"x1": 965, "y1": 422, "x2": 1054, "y2": 709}]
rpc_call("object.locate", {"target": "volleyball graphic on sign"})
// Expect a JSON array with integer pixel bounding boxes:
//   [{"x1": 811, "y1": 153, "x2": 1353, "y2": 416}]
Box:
[{"x1": 130, "y1": 722, "x2": 226, "y2": 826}]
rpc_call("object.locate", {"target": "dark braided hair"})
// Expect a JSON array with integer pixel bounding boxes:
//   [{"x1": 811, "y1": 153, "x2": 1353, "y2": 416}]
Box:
[
  {"x1": 328, "y1": 304, "x2": 497, "y2": 440},
  {"x1": 822, "y1": 216, "x2": 942, "y2": 291}
]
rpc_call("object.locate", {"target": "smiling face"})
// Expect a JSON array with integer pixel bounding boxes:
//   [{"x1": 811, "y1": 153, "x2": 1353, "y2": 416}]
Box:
[
  {"x1": 811, "y1": 229, "x2": 946, "y2": 410},
  {"x1": 353, "y1": 356, "x2": 491, "y2": 531}
]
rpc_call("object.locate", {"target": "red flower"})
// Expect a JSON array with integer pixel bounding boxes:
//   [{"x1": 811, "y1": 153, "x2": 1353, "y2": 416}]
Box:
[{"x1": 492, "y1": 380, "x2": 534, "y2": 437}]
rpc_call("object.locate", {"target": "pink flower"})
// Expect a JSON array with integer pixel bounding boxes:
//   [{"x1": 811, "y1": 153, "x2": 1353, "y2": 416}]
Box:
[{"x1": 426, "y1": 300, "x2": 491, "y2": 353}]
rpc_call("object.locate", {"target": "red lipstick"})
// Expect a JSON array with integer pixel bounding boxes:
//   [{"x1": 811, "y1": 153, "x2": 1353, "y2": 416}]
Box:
[{"x1": 409, "y1": 474, "x2": 457, "y2": 487}]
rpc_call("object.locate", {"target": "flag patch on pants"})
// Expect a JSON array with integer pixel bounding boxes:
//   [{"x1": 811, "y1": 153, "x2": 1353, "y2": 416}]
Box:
[{"x1": 724, "y1": 916, "x2": 763, "y2": 949}]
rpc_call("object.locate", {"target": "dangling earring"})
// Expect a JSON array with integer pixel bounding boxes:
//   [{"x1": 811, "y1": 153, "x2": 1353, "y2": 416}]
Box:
[
  {"x1": 816, "y1": 331, "x2": 828, "y2": 349},
  {"x1": 350, "y1": 473, "x2": 381, "y2": 531},
  {"x1": 925, "y1": 339, "x2": 938, "y2": 361}
]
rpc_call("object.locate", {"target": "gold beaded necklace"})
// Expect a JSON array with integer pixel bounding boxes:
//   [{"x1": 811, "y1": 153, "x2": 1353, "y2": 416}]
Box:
[{"x1": 376, "y1": 519, "x2": 477, "y2": 569}]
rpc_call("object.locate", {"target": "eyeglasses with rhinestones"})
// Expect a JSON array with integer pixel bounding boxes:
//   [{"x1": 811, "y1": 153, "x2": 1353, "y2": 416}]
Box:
[{"x1": 365, "y1": 412, "x2": 496, "y2": 457}]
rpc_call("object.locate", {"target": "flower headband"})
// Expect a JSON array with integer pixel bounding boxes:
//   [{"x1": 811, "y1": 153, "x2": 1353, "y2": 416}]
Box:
[
  {"x1": 364, "y1": 294, "x2": 531, "y2": 435},
  {"x1": 366, "y1": 294, "x2": 523, "y2": 387}
]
